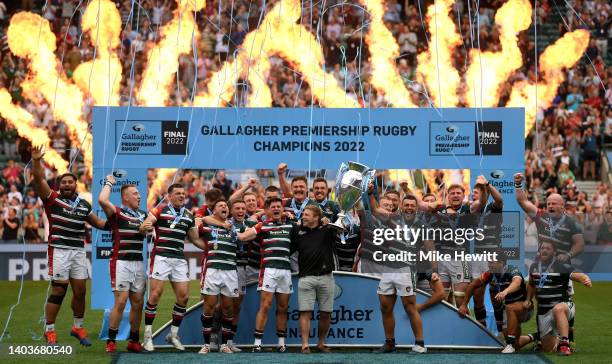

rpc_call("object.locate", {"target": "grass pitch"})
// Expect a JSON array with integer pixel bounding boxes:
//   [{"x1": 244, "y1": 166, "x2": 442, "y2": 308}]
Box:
[{"x1": 0, "y1": 281, "x2": 610, "y2": 363}]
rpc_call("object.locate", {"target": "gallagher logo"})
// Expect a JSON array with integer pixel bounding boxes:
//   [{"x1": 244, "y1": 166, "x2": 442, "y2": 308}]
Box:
[
  {"x1": 132, "y1": 123, "x2": 145, "y2": 132},
  {"x1": 490, "y1": 170, "x2": 504, "y2": 179},
  {"x1": 113, "y1": 169, "x2": 128, "y2": 178},
  {"x1": 446, "y1": 125, "x2": 459, "y2": 133}
]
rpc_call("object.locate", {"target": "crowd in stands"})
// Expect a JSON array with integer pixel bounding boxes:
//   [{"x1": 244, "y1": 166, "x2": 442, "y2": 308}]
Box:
[{"x1": 0, "y1": 0, "x2": 610, "y2": 245}]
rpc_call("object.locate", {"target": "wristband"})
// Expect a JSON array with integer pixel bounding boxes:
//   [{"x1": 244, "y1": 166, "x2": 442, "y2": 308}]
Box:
[
  {"x1": 514, "y1": 182, "x2": 523, "y2": 188},
  {"x1": 104, "y1": 180, "x2": 114, "y2": 187}
]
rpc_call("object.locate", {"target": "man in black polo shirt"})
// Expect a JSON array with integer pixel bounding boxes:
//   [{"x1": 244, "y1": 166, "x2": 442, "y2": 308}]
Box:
[{"x1": 290, "y1": 204, "x2": 337, "y2": 354}]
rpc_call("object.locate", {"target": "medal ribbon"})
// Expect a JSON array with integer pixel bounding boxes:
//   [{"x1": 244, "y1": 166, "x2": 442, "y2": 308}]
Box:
[{"x1": 291, "y1": 198, "x2": 309, "y2": 219}]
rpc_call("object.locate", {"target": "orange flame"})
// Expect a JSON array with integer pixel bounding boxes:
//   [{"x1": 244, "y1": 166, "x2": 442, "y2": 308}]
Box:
[
  {"x1": 416, "y1": 0, "x2": 462, "y2": 107},
  {"x1": 7, "y1": 12, "x2": 92, "y2": 176},
  {"x1": 138, "y1": 0, "x2": 205, "y2": 106},
  {"x1": 465, "y1": 0, "x2": 531, "y2": 107},
  {"x1": 0, "y1": 89, "x2": 68, "y2": 173},
  {"x1": 361, "y1": 0, "x2": 416, "y2": 107},
  {"x1": 73, "y1": 0, "x2": 122, "y2": 106},
  {"x1": 507, "y1": 30, "x2": 590, "y2": 136},
  {"x1": 244, "y1": 52, "x2": 273, "y2": 107},
  {"x1": 147, "y1": 168, "x2": 178, "y2": 209},
  {"x1": 194, "y1": 0, "x2": 358, "y2": 108}
]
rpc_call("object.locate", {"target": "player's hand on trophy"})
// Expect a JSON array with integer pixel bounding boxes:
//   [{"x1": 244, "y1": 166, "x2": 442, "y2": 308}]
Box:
[
  {"x1": 277, "y1": 163, "x2": 288, "y2": 175},
  {"x1": 31, "y1": 145, "x2": 45, "y2": 160},
  {"x1": 514, "y1": 173, "x2": 524, "y2": 185},
  {"x1": 367, "y1": 181, "x2": 374, "y2": 194},
  {"x1": 321, "y1": 217, "x2": 330, "y2": 225},
  {"x1": 105, "y1": 174, "x2": 116, "y2": 185},
  {"x1": 458, "y1": 304, "x2": 469, "y2": 318}
]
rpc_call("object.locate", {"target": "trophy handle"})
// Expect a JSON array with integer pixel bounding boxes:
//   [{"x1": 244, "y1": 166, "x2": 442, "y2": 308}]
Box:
[{"x1": 334, "y1": 162, "x2": 349, "y2": 201}]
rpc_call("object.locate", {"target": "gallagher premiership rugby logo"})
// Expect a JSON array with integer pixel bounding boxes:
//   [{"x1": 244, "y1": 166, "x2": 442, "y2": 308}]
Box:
[{"x1": 429, "y1": 121, "x2": 502, "y2": 156}]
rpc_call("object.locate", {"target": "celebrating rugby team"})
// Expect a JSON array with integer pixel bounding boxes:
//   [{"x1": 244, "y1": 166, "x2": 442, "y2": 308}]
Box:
[{"x1": 31, "y1": 146, "x2": 591, "y2": 356}]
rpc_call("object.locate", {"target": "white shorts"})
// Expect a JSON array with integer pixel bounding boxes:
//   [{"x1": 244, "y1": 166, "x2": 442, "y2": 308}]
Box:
[
  {"x1": 236, "y1": 266, "x2": 250, "y2": 295},
  {"x1": 377, "y1": 272, "x2": 415, "y2": 297},
  {"x1": 48, "y1": 246, "x2": 88, "y2": 281},
  {"x1": 149, "y1": 255, "x2": 189, "y2": 282},
  {"x1": 201, "y1": 268, "x2": 239, "y2": 298},
  {"x1": 111, "y1": 260, "x2": 146, "y2": 293},
  {"x1": 258, "y1": 267, "x2": 293, "y2": 294},
  {"x1": 471, "y1": 260, "x2": 489, "y2": 279},
  {"x1": 439, "y1": 260, "x2": 471, "y2": 285},
  {"x1": 537, "y1": 301, "x2": 575, "y2": 337}
]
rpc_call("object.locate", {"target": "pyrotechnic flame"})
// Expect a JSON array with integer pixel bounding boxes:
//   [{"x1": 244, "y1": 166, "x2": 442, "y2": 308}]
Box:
[
  {"x1": 147, "y1": 168, "x2": 178, "y2": 209},
  {"x1": 0, "y1": 89, "x2": 68, "y2": 173},
  {"x1": 74, "y1": 0, "x2": 122, "y2": 106},
  {"x1": 465, "y1": 0, "x2": 531, "y2": 107},
  {"x1": 138, "y1": 0, "x2": 205, "y2": 106},
  {"x1": 7, "y1": 12, "x2": 92, "y2": 176},
  {"x1": 244, "y1": 51, "x2": 273, "y2": 107},
  {"x1": 194, "y1": 0, "x2": 357, "y2": 108},
  {"x1": 416, "y1": 0, "x2": 462, "y2": 107},
  {"x1": 507, "y1": 30, "x2": 590, "y2": 136},
  {"x1": 361, "y1": 0, "x2": 416, "y2": 107}
]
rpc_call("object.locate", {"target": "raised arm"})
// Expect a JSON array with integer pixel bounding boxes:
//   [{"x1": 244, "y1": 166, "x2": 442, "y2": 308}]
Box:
[
  {"x1": 470, "y1": 175, "x2": 489, "y2": 213},
  {"x1": 98, "y1": 174, "x2": 116, "y2": 217},
  {"x1": 229, "y1": 178, "x2": 258, "y2": 202},
  {"x1": 564, "y1": 232, "x2": 585, "y2": 262},
  {"x1": 277, "y1": 163, "x2": 292, "y2": 198},
  {"x1": 30, "y1": 145, "x2": 51, "y2": 199},
  {"x1": 487, "y1": 178, "x2": 504, "y2": 210},
  {"x1": 514, "y1": 173, "x2": 537, "y2": 217}
]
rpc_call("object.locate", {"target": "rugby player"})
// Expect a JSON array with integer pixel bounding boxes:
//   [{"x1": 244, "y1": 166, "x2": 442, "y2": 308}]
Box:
[
  {"x1": 470, "y1": 175, "x2": 504, "y2": 328},
  {"x1": 437, "y1": 184, "x2": 479, "y2": 307},
  {"x1": 227, "y1": 199, "x2": 257, "y2": 352},
  {"x1": 252, "y1": 197, "x2": 296, "y2": 352},
  {"x1": 459, "y1": 249, "x2": 531, "y2": 353},
  {"x1": 277, "y1": 163, "x2": 316, "y2": 221},
  {"x1": 413, "y1": 192, "x2": 446, "y2": 311},
  {"x1": 98, "y1": 175, "x2": 147, "y2": 353},
  {"x1": 369, "y1": 194, "x2": 430, "y2": 353},
  {"x1": 140, "y1": 183, "x2": 207, "y2": 351},
  {"x1": 515, "y1": 173, "x2": 584, "y2": 346},
  {"x1": 521, "y1": 241, "x2": 591, "y2": 355},
  {"x1": 197, "y1": 199, "x2": 261, "y2": 354},
  {"x1": 31, "y1": 146, "x2": 109, "y2": 346}
]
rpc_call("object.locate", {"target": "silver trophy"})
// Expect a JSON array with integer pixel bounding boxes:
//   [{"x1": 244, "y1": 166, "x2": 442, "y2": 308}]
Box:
[{"x1": 330, "y1": 161, "x2": 376, "y2": 232}]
